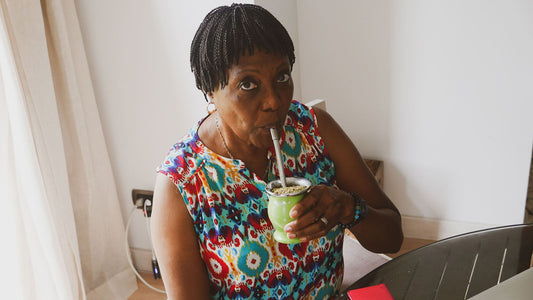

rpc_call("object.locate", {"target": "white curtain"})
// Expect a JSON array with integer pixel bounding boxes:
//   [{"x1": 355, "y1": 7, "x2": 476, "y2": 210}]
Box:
[{"x1": 0, "y1": 0, "x2": 137, "y2": 299}]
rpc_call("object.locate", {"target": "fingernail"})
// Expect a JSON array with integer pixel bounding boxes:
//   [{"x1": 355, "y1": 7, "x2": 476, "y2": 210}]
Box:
[
  {"x1": 287, "y1": 233, "x2": 296, "y2": 239},
  {"x1": 290, "y1": 210, "x2": 298, "y2": 218},
  {"x1": 284, "y1": 225, "x2": 293, "y2": 232}
]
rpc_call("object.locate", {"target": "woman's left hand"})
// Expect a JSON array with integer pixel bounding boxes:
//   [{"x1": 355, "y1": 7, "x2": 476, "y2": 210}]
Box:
[{"x1": 283, "y1": 184, "x2": 354, "y2": 242}]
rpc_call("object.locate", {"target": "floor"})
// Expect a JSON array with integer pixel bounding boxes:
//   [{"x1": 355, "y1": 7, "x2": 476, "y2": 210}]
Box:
[
  {"x1": 127, "y1": 237, "x2": 434, "y2": 299},
  {"x1": 128, "y1": 271, "x2": 166, "y2": 300}
]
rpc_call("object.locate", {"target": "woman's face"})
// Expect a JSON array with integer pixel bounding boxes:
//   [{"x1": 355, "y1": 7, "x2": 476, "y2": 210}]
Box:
[{"x1": 210, "y1": 51, "x2": 294, "y2": 150}]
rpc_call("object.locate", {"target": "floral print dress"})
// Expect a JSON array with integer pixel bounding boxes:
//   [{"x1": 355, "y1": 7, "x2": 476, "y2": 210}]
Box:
[{"x1": 157, "y1": 100, "x2": 344, "y2": 299}]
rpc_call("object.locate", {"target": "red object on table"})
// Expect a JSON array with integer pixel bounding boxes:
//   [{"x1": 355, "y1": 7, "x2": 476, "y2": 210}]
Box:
[{"x1": 347, "y1": 283, "x2": 394, "y2": 300}]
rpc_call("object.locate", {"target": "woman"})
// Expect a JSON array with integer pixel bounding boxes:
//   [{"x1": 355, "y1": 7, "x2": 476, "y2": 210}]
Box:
[{"x1": 151, "y1": 4, "x2": 403, "y2": 299}]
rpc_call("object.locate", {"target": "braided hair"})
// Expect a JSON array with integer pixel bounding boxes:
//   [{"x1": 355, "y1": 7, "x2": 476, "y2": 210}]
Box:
[{"x1": 190, "y1": 3, "x2": 295, "y2": 99}]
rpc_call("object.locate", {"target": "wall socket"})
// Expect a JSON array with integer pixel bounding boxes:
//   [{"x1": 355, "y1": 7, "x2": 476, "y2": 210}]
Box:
[{"x1": 132, "y1": 189, "x2": 154, "y2": 209}]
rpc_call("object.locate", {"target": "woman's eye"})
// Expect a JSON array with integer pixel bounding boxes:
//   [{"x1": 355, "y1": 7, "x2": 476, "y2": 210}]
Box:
[
  {"x1": 277, "y1": 73, "x2": 291, "y2": 83},
  {"x1": 240, "y1": 81, "x2": 258, "y2": 91}
]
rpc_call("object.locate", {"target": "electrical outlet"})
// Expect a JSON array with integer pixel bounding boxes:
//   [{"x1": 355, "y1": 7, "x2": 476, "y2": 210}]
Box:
[{"x1": 132, "y1": 189, "x2": 154, "y2": 209}]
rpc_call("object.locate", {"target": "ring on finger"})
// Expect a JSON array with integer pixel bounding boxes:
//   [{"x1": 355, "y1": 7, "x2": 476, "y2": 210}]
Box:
[{"x1": 319, "y1": 216, "x2": 328, "y2": 225}]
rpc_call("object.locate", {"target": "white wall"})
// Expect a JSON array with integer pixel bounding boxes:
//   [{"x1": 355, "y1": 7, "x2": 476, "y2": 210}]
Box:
[
  {"x1": 74, "y1": 0, "x2": 250, "y2": 249},
  {"x1": 297, "y1": 0, "x2": 533, "y2": 227},
  {"x1": 76, "y1": 0, "x2": 533, "y2": 251}
]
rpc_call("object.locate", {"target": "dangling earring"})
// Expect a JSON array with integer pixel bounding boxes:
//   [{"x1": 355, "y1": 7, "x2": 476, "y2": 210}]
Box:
[
  {"x1": 205, "y1": 92, "x2": 216, "y2": 115},
  {"x1": 206, "y1": 101, "x2": 216, "y2": 114}
]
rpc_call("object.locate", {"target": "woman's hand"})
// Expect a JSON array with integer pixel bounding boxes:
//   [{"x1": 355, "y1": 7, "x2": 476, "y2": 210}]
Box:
[{"x1": 283, "y1": 185, "x2": 354, "y2": 242}]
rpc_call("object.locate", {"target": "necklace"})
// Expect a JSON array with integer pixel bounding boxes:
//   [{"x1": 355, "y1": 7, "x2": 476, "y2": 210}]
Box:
[
  {"x1": 215, "y1": 114, "x2": 270, "y2": 180},
  {"x1": 215, "y1": 115, "x2": 235, "y2": 159}
]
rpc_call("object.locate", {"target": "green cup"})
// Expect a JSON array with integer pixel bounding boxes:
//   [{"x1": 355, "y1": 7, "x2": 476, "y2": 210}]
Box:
[{"x1": 265, "y1": 177, "x2": 312, "y2": 244}]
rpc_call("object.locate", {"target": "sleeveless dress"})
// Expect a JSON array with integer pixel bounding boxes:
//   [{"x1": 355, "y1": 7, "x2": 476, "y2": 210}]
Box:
[{"x1": 157, "y1": 100, "x2": 345, "y2": 299}]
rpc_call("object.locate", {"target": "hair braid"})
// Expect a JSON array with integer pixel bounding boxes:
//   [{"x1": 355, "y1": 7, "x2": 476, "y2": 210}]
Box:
[{"x1": 190, "y1": 3, "x2": 295, "y2": 98}]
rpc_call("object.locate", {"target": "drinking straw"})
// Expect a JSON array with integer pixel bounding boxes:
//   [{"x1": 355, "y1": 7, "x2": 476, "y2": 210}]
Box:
[{"x1": 270, "y1": 128, "x2": 287, "y2": 187}]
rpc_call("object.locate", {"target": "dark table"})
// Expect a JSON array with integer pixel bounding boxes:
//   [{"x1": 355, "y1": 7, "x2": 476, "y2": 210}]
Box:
[{"x1": 338, "y1": 223, "x2": 533, "y2": 299}]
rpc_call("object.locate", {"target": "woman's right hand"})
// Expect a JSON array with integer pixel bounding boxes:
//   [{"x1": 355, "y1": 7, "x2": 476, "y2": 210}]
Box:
[{"x1": 283, "y1": 184, "x2": 354, "y2": 242}]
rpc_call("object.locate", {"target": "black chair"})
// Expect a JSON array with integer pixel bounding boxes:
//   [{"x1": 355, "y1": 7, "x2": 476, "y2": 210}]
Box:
[{"x1": 339, "y1": 223, "x2": 533, "y2": 300}]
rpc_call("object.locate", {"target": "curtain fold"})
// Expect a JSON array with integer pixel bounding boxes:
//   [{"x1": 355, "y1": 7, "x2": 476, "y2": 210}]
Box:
[{"x1": 0, "y1": 0, "x2": 137, "y2": 298}]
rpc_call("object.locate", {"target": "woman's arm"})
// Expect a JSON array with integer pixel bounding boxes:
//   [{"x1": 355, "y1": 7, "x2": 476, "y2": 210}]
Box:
[
  {"x1": 316, "y1": 108, "x2": 403, "y2": 252},
  {"x1": 151, "y1": 173, "x2": 211, "y2": 299},
  {"x1": 284, "y1": 108, "x2": 403, "y2": 253}
]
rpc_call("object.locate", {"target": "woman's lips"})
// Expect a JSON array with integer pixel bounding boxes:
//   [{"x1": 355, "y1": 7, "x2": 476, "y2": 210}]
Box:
[{"x1": 260, "y1": 123, "x2": 281, "y2": 132}]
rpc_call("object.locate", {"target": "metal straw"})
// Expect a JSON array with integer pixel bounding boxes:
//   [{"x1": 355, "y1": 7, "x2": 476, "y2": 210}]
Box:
[{"x1": 270, "y1": 128, "x2": 287, "y2": 187}]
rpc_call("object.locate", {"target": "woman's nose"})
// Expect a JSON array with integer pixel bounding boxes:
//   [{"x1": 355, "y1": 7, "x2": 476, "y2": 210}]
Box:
[{"x1": 261, "y1": 86, "x2": 282, "y2": 111}]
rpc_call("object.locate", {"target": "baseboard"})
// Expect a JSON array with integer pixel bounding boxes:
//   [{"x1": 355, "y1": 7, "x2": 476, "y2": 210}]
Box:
[
  {"x1": 130, "y1": 247, "x2": 153, "y2": 273},
  {"x1": 402, "y1": 215, "x2": 497, "y2": 241}
]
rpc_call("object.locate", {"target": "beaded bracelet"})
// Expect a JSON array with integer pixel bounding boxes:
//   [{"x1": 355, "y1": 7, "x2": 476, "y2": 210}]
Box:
[{"x1": 339, "y1": 192, "x2": 368, "y2": 229}]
